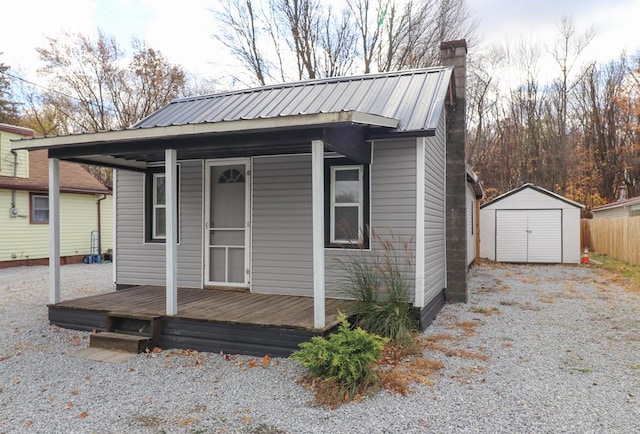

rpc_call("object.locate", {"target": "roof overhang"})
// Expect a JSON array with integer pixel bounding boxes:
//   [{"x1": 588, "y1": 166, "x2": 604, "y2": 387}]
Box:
[
  {"x1": 12, "y1": 111, "x2": 399, "y2": 151},
  {"x1": 11, "y1": 111, "x2": 402, "y2": 170}
]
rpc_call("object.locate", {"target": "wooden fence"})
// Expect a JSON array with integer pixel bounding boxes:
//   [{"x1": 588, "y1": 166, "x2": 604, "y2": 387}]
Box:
[{"x1": 582, "y1": 217, "x2": 640, "y2": 265}]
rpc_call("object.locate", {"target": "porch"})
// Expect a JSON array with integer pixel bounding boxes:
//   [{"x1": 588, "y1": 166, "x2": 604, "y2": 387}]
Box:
[{"x1": 49, "y1": 286, "x2": 356, "y2": 357}]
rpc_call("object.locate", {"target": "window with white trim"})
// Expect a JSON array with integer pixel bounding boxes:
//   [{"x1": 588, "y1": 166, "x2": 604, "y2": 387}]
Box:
[
  {"x1": 145, "y1": 166, "x2": 180, "y2": 243},
  {"x1": 30, "y1": 194, "x2": 49, "y2": 224},
  {"x1": 325, "y1": 158, "x2": 370, "y2": 248},
  {"x1": 152, "y1": 173, "x2": 166, "y2": 239}
]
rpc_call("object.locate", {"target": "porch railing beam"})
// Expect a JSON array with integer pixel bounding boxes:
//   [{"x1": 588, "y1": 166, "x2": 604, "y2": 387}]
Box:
[
  {"x1": 49, "y1": 157, "x2": 61, "y2": 304},
  {"x1": 165, "y1": 148, "x2": 178, "y2": 315},
  {"x1": 311, "y1": 140, "x2": 326, "y2": 329}
]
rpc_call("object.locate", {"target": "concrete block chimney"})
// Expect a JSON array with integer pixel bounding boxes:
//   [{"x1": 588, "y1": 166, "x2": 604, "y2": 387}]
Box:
[{"x1": 440, "y1": 39, "x2": 468, "y2": 303}]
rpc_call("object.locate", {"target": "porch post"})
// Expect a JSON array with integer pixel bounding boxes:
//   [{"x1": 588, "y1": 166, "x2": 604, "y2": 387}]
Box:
[
  {"x1": 165, "y1": 148, "x2": 178, "y2": 315},
  {"x1": 49, "y1": 157, "x2": 60, "y2": 304},
  {"x1": 311, "y1": 140, "x2": 325, "y2": 329}
]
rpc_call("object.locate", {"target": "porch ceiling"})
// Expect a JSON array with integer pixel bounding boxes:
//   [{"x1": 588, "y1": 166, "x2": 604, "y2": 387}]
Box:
[{"x1": 12, "y1": 111, "x2": 403, "y2": 170}]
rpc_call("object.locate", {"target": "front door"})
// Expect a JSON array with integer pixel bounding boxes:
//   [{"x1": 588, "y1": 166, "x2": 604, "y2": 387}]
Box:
[{"x1": 204, "y1": 160, "x2": 250, "y2": 287}]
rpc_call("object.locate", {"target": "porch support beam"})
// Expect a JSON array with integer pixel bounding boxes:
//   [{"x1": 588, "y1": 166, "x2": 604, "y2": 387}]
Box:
[
  {"x1": 323, "y1": 125, "x2": 371, "y2": 164},
  {"x1": 49, "y1": 157, "x2": 61, "y2": 304},
  {"x1": 165, "y1": 148, "x2": 178, "y2": 315},
  {"x1": 311, "y1": 139, "x2": 326, "y2": 329}
]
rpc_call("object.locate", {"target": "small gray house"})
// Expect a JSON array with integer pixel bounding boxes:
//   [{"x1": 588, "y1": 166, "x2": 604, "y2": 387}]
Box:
[{"x1": 13, "y1": 41, "x2": 470, "y2": 356}]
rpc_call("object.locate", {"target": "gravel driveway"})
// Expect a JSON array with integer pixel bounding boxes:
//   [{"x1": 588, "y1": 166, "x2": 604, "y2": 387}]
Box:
[{"x1": 1, "y1": 262, "x2": 639, "y2": 433}]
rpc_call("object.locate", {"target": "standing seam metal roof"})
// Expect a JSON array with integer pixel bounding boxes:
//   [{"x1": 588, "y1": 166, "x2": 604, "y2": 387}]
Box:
[{"x1": 134, "y1": 67, "x2": 453, "y2": 133}]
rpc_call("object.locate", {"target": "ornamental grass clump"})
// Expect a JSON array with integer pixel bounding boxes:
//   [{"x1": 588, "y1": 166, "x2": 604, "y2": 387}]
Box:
[
  {"x1": 290, "y1": 312, "x2": 387, "y2": 404},
  {"x1": 339, "y1": 232, "x2": 419, "y2": 352}
]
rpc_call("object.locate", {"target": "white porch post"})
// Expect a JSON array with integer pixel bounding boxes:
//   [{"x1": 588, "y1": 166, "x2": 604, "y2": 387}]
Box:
[
  {"x1": 165, "y1": 149, "x2": 178, "y2": 315},
  {"x1": 312, "y1": 140, "x2": 325, "y2": 329},
  {"x1": 415, "y1": 138, "x2": 426, "y2": 307},
  {"x1": 49, "y1": 158, "x2": 61, "y2": 304}
]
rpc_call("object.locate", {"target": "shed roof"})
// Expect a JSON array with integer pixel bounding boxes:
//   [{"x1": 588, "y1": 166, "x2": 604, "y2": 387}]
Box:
[
  {"x1": 591, "y1": 195, "x2": 640, "y2": 212},
  {"x1": 480, "y1": 183, "x2": 584, "y2": 209}
]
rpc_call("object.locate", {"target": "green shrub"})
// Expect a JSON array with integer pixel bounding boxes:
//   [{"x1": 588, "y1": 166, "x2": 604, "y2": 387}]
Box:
[
  {"x1": 339, "y1": 232, "x2": 419, "y2": 350},
  {"x1": 291, "y1": 312, "x2": 387, "y2": 400}
]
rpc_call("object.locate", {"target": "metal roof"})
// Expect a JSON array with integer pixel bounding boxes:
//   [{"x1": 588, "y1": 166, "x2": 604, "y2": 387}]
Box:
[
  {"x1": 591, "y1": 195, "x2": 640, "y2": 212},
  {"x1": 134, "y1": 67, "x2": 453, "y2": 133}
]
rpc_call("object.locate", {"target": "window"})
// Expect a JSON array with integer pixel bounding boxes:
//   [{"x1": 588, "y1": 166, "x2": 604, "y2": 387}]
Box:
[
  {"x1": 325, "y1": 158, "x2": 370, "y2": 248},
  {"x1": 152, "y1": 173, "x2": 166, "y2": 239},
  {"x1": 145, "y1": 166, "x2": 180, "y2": 242},
  {"x1": 30, "y1": 194, "x2": 49, "y2": 224}
]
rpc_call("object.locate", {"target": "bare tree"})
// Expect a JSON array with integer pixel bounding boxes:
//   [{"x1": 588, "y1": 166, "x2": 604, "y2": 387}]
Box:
[
  {"x1": 36, "y1": 31, "x2": 187, "y2": 132},
  {"x1": 214, "y1": 0, "x2": 270, "y2": 85},
  {"x1": 319, "y1": 7, "x2": 359, "y2": 77},
  {"x1": 214, "y1": 0, "x2": 477, "y2": 81}
]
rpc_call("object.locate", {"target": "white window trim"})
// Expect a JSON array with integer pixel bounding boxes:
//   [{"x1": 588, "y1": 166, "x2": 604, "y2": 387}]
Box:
[
  {"x1": 330, "y1": 165, "x2": 363, "y2": 244},
  {"x1": 152, "y1": 172, "x2": 167, "y2": 240},
  {"x1": 31, "y1": 194, "x2": 50, "y2": 224}
]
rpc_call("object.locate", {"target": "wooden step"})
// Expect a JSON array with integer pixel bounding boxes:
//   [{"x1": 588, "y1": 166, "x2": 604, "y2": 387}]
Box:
[
  {"x1": 90, "y1": 331, "x2": 153, "y2": 353},
  {"x1": 106, "y1": 312, "x2": 163, "y2": 339}
]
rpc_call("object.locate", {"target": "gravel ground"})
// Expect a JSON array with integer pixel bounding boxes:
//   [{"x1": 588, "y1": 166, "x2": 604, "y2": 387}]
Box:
[{"x1": 1, "y1": 262, "x2": 639, "y2": 433}]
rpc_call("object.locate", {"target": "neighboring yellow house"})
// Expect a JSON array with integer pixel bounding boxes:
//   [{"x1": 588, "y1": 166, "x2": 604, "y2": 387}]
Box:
[{"x1": 0, "y1": 123, "x2": 112, "y2": 267}]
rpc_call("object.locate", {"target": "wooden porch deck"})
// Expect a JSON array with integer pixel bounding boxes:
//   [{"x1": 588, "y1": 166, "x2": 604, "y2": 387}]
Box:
[{"x1": 49, "y1": 286, "x2": 356, "y2": 357}]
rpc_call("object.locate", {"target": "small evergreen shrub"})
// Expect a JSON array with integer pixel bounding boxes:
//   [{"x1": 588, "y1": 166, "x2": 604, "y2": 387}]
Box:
[{"x1": 291, "y1": 312, "x2": 387, "y2": 401}]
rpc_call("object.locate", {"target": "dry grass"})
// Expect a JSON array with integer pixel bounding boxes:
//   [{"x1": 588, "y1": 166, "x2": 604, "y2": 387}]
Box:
[
  {"x1": 379, "y1": 357, "x2": 444, "y2": 395},
  {"x1": 424, "y1": 333, "x2": 457, "y2": 342},
  {"x1": 469, "y1": 306, "x2": 501, "y2": 316},
  {"x1": 450, "y1": 365, "x2": 488, "y2": 384},
  {"x1": 538, "y1": 295, "x2": 555, "y2": 303},
  {"x1": 457, "y1": 321, "x2": 480, "y2": 336},
  {"x1": 423, "y1": 341, "x2": 489, "y2": 361},
  {"x1": 592, "y1": 253, "x2": 640, "y2": 292}
]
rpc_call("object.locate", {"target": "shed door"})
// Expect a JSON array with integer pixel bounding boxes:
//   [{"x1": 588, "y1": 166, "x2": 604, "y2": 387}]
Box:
[{"x1": 496, "y1": 209, "x2": 562, "y2": 263}]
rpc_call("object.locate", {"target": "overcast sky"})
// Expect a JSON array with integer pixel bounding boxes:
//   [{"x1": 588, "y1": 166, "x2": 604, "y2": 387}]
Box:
[{"x1": 1, "y1": 0, "x2": 639, "y2": 90}]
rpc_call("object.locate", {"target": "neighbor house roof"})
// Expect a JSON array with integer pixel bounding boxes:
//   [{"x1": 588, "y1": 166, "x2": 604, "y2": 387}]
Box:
[
  {"x1": 11, "y1": 67, "x2": 454, "y2": 165},
  {"x1": 481, "y1": 183, "x2": 584, "y2": 209},
  {"x1": 0, "y1": 149, "x2": 110, "y2": 194},
  {"x1": 591, "y1": 195, "x2": 640, "y2": 212}
]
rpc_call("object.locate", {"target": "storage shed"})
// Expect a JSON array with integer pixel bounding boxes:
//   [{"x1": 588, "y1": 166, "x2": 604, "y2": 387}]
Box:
[{"x1": 480, "y1": 184, "x2": 584, "y2": 263}]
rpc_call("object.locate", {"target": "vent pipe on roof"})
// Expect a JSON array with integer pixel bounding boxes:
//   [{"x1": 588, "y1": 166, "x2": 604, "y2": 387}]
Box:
[{"x1": 617, "y1": 184, "x2": 628, "y2": 202}]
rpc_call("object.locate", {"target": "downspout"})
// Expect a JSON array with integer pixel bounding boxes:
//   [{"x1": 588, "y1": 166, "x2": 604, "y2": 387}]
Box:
[
  {"x1": 97, "y1": 194, "x2": 107, "y2": 259},
  {"x1": 10, "y1": 150, "x2": 18, "y2": 217}
]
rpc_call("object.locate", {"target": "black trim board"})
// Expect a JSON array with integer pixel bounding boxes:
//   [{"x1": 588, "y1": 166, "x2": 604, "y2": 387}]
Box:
[{"x1": 417, "y1": 289, "x2": 445, "y2": 331}]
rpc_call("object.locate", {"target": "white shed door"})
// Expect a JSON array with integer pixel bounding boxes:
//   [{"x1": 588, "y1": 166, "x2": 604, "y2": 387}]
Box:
[{"x1": 496, "y1": 210, "x2": 562, "y2": 263}]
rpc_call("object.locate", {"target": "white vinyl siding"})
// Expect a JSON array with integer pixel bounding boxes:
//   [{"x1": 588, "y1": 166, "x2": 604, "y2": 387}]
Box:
[
  {"x1": 423, "y1": 111, "x2": 446, "y2": 304},
  {"x1": 326, "y1": 139, "x2": 417, "y2": 300},
  {"x1": 251, "y1": 155, "x2": 313, "y2": 296},
  {"x1": 115, "y1": 161, "x2": 202, "y2": 288}
]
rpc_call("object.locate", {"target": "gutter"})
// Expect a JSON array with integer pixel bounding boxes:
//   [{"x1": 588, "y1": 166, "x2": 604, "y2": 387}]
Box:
[{"x1": 9, "y1": 150, "x2": 20, "y2": 218}]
